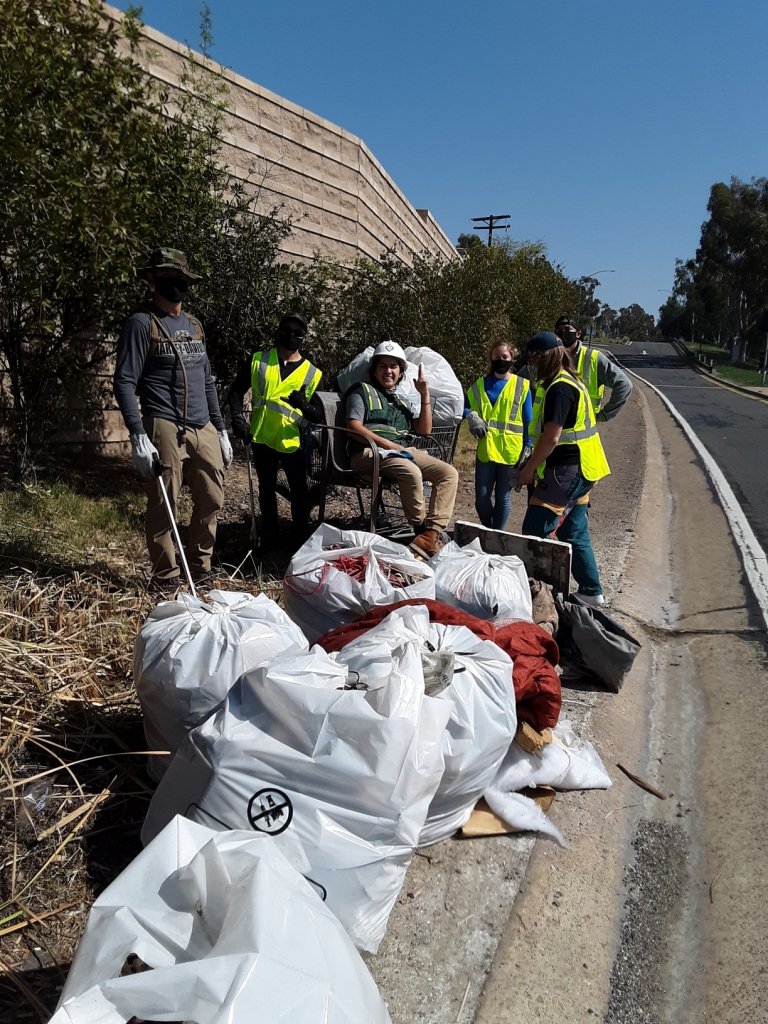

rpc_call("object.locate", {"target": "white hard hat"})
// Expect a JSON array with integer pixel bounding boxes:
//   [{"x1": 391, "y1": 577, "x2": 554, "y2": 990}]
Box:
[{"x1": 371, "y1": 340, "x2": 407, "y2": 372}]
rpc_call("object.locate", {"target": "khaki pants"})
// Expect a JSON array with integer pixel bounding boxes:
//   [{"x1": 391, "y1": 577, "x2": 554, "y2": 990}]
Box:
[
  {"x1": 350, "y1": 446, "x2": 459, "y2": 531},
  {"x1": 143, "y1": 417, "x2": 224, "y2": 580}
]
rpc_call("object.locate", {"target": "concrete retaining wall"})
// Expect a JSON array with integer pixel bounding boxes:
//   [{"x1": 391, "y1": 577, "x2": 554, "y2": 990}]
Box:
[{"x1": 110, "y1": 4, "x2": 456, "y2": 267}]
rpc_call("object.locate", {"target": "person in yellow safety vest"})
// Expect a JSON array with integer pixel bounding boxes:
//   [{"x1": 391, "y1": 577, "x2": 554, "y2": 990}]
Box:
[
  {"x1": 516, "y1": 332, "x2": 611, "y2": 607},
  {"x1": 229, "y1": 313, "x2": 324, "y2": 552},
  {"x1": 465, "y1": 341, "x2": 534, "y2": 530},
  {"x1": 553, "y1": 315, "x2": 633, "y2": 420}
]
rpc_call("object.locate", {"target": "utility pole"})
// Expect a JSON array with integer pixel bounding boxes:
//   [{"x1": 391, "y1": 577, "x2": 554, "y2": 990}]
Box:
[{"x1": 471, "y1": 213, "x2": 510, "y2": 246}]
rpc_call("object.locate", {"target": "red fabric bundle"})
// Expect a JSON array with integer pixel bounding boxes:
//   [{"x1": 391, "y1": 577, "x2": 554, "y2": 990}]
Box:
[{"x1": 317, "y1": 598, "x2": 561, "y2": 730}]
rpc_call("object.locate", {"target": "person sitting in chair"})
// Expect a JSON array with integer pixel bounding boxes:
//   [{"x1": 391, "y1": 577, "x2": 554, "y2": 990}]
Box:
[{"x1": 344, "y1": 340, "x2": 459, "y2": 559}]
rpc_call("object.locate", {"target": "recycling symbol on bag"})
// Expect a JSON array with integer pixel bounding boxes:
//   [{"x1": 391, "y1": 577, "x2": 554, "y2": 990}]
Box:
[{"x1": 247, "y1": 788, "x2": 293, "y2": 835}]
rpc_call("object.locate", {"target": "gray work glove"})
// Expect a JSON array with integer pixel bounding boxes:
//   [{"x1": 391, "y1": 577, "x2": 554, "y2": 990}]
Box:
[
  {"x1": 130, "y1": 433, "x2": 159, "y2": 480},
  {"x1": 466, "y1": 411, "x2": 488, "y2": 438},
  {"x1": 218, "y1": 429, "x2": 234, "y2": 469},
  {"x1": 516, "y1": 444, "x2": 533, "y2": 469}
]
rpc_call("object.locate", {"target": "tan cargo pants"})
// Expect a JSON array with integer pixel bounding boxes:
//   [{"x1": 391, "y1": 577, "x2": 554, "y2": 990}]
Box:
[
  {"x1": 350, "y1": 446, "x2": 459, "y2": 531},
  {"x1": 143, "y1": 417, "x2": 224, "y2": 580}
]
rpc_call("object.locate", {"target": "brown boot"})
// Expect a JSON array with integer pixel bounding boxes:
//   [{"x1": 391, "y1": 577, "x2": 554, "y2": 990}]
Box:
[{"x1": 409, "y1": 527, "x2": 444, "y2": 560}]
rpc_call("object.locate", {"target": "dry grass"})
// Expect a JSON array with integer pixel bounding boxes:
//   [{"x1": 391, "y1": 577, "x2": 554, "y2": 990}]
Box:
[{"x1": 0, "y1": 568, "x2": 157, "y2": 1020}]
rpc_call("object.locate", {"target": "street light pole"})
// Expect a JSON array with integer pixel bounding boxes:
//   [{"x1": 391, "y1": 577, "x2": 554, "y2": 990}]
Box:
[{"x1": 581, "y1": 269, "x2": 615, "y2": 347}]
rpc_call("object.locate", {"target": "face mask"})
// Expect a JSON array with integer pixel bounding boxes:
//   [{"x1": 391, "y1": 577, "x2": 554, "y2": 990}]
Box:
[
  {"x1": 278, "y1": 329, "x2": 305, "y2": 352},
  {"x1": 491, "y1": 358, "x2": 512, "y2": 374},
  {"x1": 558, "y1": 331, "x2": 578, "y2": 348},
  {"x1": 154, "y1": 277, "x2": 189, "y2": 303}
]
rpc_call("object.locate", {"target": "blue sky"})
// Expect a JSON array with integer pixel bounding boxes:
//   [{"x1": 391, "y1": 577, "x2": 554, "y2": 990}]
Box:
[{"x1": 113, "y1": 0, "x2": 767, "y2": 318}]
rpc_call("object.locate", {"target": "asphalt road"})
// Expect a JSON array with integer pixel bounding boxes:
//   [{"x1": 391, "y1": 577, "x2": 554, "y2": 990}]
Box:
[{"x1": 600, "y1": 340, "x2": 768, "y2": 553}]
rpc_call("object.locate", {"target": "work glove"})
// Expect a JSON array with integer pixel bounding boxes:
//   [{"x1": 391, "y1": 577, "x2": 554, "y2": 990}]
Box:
[
  {"x1": 597, "y1": 409, "x2": 609, "y2": 423},
  {"x1": 286, "y1": 388, "x2": 311, "y2": 413},
  {"x1": 516, "y1": 444, "x2": 533, "y2": 469},
  {"x1": 466, "y1": 411, "x2": 488, "y2": 439},
  {"x1": 130, "y1": 433, "x2": 159, "y2": 480},
  {"x1": 218, "y1": 430, "x2": 233, "y2": 469},
  {"x1": 231, "y1": 415, "x2": 250, "y2": 442}
]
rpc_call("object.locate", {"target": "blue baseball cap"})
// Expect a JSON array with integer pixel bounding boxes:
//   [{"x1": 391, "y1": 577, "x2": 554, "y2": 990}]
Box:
[{"x1": 526, "y1": 331, "x2": 563, "y2": 353}]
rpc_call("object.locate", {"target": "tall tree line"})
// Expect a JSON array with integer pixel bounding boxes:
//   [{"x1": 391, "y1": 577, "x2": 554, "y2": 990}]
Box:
[{"x1": 658, "y1": 178, "x2": 768, "y2": 354}]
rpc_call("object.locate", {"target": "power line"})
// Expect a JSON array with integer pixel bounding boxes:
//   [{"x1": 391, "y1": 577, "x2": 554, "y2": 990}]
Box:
[{"x1": 471, "y1": 213, "x2": 510, "y2": 247}]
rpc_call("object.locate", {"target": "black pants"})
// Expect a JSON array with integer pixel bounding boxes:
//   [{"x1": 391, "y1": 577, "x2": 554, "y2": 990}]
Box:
[{"x1": 251, "y1": 442, "x2": 311, "y2": 541}]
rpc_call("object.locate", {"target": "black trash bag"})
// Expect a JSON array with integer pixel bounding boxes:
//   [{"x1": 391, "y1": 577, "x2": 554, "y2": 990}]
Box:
[{"x1": 555, "y1": 594, "x2": 641, "y2": 693}]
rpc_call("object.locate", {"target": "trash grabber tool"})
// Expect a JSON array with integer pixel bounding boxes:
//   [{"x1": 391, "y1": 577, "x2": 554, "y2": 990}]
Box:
[
  {"x1": 244, "y1": 441, "x2": 260, "y2": 550},
  {"x1": 152, "y1": 456, "x2": 197, "y2": 598}
]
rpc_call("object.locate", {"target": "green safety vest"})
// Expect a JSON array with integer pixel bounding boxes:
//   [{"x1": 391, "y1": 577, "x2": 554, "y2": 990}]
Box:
[
  {"x1": 249, "y1": 348, "x2": 322, "y2": 453},
  {"x1": 467, "y1": 374, "x2": 529, "y2": 465},
  {"x1": 354, "y1": 382, "x2": 412, "y2": 443},
  {"x1": 575, "y1": 345, "x2": 604, "y2": 412},
  {"x1": 529, "y1": 370, "x2": 610, "y2": 483}
]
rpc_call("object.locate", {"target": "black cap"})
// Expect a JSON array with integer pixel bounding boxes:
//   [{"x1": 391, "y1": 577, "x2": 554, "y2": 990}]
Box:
[
  {"x1": 279, "y1": 313, "x2": 308, "y2": 334},
  {"x1": 555, "y1": 315, "x2": 576, "y2": 329}
]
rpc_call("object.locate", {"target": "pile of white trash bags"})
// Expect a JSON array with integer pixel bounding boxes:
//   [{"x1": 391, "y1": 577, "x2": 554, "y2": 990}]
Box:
[
  {"x1": 142, "y1": 605, "x2": 517, "y2": 951},
  {"x1": 61, "y1": 527, "x2": 614, "y2": 1020},
  {"x1": 336, "y1": 345, "x2": 464, "y2": 426},
  {"x1": 50, "y1": 816, "x2": 391, "y2": 1024}
]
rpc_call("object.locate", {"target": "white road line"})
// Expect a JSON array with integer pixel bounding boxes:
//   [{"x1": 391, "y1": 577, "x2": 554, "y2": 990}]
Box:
[{"x1": 625, "y1": 365, "x2": 768, "y2": 631}]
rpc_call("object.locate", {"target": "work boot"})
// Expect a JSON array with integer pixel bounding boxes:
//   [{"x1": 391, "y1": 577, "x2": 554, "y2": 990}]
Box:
[
  {"x1": 409, "y1": 528, "x2": 444, "y2": 560},
  {"x1": 148, "y1": 574, "x2": 182, "y2": 598}
]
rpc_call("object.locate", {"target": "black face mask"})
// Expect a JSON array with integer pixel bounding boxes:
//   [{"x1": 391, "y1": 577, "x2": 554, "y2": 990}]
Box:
[
  {"x1": 278, "y1": 329, "x2": 305, "y2": 352},
  {"x1": 154, "y1": 277, "x2": 189, "y2": 303},
  {"x1": 491, "y1": 358, "x2": 512, "y2": 374}
]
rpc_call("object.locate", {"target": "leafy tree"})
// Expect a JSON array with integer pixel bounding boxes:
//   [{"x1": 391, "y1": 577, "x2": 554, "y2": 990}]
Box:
[
  {"x1": 666, "y1": 178, "x2": 768, "y2": 356},
  {"x1": 617, "y1": 304, "x2": 655, "y2": 341},
  {"x1": 0, "y1": 0, "x2": 291, "y2": 480},
  {"x1": 297, "y1": 237, "x2": 583, "y2": 387}
]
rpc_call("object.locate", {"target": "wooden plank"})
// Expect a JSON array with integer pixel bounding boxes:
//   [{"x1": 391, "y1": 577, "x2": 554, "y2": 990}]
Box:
[{"x1": 453, "y1": 520, "x2": 572, "y2": 596}]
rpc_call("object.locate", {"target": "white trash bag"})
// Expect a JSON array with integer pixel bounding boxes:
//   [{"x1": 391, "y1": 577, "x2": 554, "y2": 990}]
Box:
[
  {"x1": 336, "y1": 345, "x2": 420, "y2": 415},
  {"x1": 403, "y1": 346, "x2": 464, "y2": 426},
  {"x1": 482, "y1": 720, "x2": 612, "y2": 846},
  {"x1": 334, "y1": 606, "x2": 517, "y2": 845},
  {"x1": 283, "y1": 524, "x2": 435, "y2": 642},
  {"x1": 134, "y1": 590, "x2": 309, "y2": 781},
  {"x1": 142, "y1": 645, "x2": 451, "y2": 952},
  {"x1": 51, "y1": 816, "x2": 391, "y2": 1024},
  {"x1": 432, "y1": 539, "x2": 533, "y2": 622}
]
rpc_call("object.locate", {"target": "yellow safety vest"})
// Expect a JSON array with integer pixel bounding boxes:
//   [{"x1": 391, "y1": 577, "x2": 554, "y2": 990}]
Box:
[
  {"x1": 530, "y1": 370, "x2": 610, "y2": 483},
  {"x1": 575, "y1": 346, "x2": 604, "y2": 412},
  {"x1": 249, "y1": 348, "x2": 322, "y2": 453},
  {"x1": 529, "y1": 382, "x2": 545, "y2": 444},
  {"x1": 467, "y1": 374, "x2": 529, "y2": 465}
]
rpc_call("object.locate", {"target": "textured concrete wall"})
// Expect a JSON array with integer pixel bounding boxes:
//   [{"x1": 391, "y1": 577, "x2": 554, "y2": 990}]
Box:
[{"x1": 110, "y1": 5, "x2": 456, "y2": 267}]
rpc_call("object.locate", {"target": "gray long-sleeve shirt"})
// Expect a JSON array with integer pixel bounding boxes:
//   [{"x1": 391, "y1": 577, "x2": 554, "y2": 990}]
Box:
[
  {"x1": 113, "y1": 308, "x2": 224, "y2": 436},
  {"x1": 577, "y1": 344, "x2": 633, "y2": 420}
]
